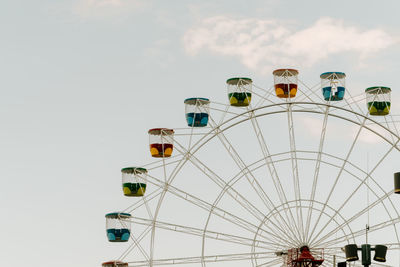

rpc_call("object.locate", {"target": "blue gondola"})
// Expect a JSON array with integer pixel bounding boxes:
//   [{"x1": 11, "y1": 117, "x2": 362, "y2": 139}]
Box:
[
  {"x1": 105, "y1": 212, "x2": 131, "y2": 242},
  {"x1": 320, "y1": 72, "x2": 346, "y2": 101},
  {"x1": 184, "y1": 98, "x2": 210, "y2": 127}
]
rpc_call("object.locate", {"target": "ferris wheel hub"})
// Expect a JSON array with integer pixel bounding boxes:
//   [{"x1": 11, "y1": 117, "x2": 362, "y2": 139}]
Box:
[{"x1": 287, "y1": 246, "x2": 324, "y2": 267}]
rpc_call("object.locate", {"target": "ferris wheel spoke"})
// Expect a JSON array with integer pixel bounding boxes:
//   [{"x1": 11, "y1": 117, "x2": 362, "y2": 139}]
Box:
[
  {"x1": 140, "y1": 193, "x2": 154, "y2": 220},
  {"x1": 312, "y1": 190, "x2": 393, "y2": 248},
  {"x1": 134, "y1": 188, "x2": 156, "y2": 220},
  {"x1": 312, "y1": 184, "x2": 396, "y2": 248},
  {"x1": 317, "y1": 216, "x2": 400, "y2": 249},
  {"x1": 172, "y1": 137, "x2": 269, "y2": 219},
  {"x1": 307, "y1": 114, "x2": 369, "y2": 244},
  {"x1": 205, "y1": 117, "x2": 302, "y2": 242},
  {"x1": 129, "y1": 232, "x2": 151, "y2": 263},
  {"x1": 244, "y1": 109, "x2": 303, "y2": 244},
  {"x1": 144, "y1": 157, "x2": 184, "y2": 172},
  {"x1": 126, "y1": 251, "x2": 277, "y2": 266},
  {"x1": 129, "y1": 216, "x2": 276, "y2": 249},
  {"x1": 389, "y1": 115, "x2": 400, "y2": 137},
  {"x1": 143, "y1": 172, "x2": 294, "y2": 244},
  {"x1": 186, "y1": 117, "x2": 197, "y2": 150},
  {"x1": 384, "y1": 115, "x2": 400, "y2": 142},
  {"x1": 147, "y1": 136, "x2": 206, "y2": 267},
  {"x1": 180, "y1": 155, "x2": 298, "y2": 244},
  {"x1": 323, "y1": 246, "x2": 345, "y2": 255},
  {"x1": 170, "y1": 137, "x2": 301, "y2": 244},
  {"x1": 265, "y1": 198, "x2": 350, "y2": 252},
  {"x1": 286, "y1": 101, "x2": 305, "y2": 243},
  {"x1": 208, "y1": 117, "x2": 276, "y2": 210},
  {"x1": 304, "y1": 105, "x2": 330, "y2": 242},
  {"x1": 124, "y1": 188, "x2": 162, "y2": 215},
  {"x1": 312, "y1": 149, "x2": 400, "y2": 248},
  {"x1": 310, "y1": 138, "x2": 400, "y2": 246},
  {"x1": 119, "y1": 224, "x2": 153, "y2": 261}
]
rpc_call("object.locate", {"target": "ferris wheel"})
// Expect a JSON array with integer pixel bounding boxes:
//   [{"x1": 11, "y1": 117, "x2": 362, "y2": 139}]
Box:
[{"x1": 102, "y1": 69, "x2": 400, "y2": 267}]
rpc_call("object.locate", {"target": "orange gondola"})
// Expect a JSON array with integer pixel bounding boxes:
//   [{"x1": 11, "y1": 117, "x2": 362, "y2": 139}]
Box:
[
  {"x1": 148, "y1": 128, "x2": 174, "y2": 158},
  {"x1": 273, "y1": 69, "x2": 299, "y2": 98}
]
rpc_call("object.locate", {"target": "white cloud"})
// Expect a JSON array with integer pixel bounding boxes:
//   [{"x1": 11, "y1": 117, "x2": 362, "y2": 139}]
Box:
[
  {"x1": 183, "y1": 16, "x2": 398, "y2": 73},
  {"x1": 73, "y1": 0, "x2": 147, "y2": 19}
]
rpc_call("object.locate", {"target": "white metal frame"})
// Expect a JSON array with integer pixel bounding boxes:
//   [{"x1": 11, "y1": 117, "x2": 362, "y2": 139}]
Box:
[{"x1": 109, "y1": 79, "x2": 400, "y2": 267}]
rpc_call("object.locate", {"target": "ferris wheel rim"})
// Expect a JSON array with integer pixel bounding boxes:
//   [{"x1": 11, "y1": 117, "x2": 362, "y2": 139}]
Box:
[
  {"x1": 196, "y1": 147, "x2": 400, "y2": 262},
  {"x1": 151, "y1": 102, "x2": 400, "y2": 165},
  {"x1": 130, "y1": 148, "x2": 400, "y2": 248},
  {"x1": 120, "y1": 101, "x2": 400, "y2": 267}
]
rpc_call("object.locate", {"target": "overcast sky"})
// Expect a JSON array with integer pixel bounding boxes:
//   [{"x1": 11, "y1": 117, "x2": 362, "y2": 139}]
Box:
[{"x1": 1, "y1": 1, "x2": 400, "y2": 267}]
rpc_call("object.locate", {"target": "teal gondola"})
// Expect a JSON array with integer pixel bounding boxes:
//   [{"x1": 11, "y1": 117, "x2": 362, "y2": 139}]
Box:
[
  {"x1": 105, "y1": 212, "x2": 131, "y2": 242},
  {"x1": 184, "y1": 98, "x2": 210, "y2": 127},
  {"x1": 320, "y1": 72, "x2": 346, "y2": 101}
]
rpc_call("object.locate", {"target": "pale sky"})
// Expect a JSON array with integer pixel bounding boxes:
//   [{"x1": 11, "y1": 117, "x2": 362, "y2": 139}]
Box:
[{"x1": 1, "y1": 1, "x2": 400, "y2": 267}]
